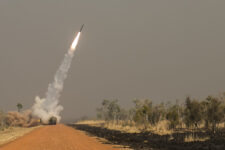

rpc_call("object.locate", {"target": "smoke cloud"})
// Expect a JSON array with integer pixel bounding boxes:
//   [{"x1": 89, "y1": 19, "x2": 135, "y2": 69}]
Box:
[
  {"x1": 5, "y1": 110, "x2": 40, "y2": 127},
  {"x1": 31, "y1": 32, "x2": 81, "y2": 124}
]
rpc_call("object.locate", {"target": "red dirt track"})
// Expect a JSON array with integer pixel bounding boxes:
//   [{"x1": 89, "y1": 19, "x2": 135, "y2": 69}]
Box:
[{"x1": 0, "y1": 124, "x2": 119, "y2": 150}]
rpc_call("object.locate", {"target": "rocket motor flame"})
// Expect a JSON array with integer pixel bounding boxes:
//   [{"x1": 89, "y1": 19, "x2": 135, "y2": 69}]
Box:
[
  {"x1": 31, "y1": 30, "x2": 82, "y2": 124},
  {"x1": 70, "y1": 32, "x2": 81, "y2": 51}
]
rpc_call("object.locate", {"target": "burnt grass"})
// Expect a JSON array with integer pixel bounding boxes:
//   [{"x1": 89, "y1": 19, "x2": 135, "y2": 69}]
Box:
[{"x1": 69, "y1": 124, "x2": 225, "y2": 150}]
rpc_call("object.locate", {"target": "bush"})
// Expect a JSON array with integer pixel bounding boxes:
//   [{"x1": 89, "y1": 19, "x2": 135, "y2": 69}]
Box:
[
  {"x1": 0, "y1": 111, "x2": 7, "y2": 130},
  {"x1": 184, "y1": 97, "x2": 204, "y2": 128},
  {"x1": 166, "y1": 105, "x2": 180, "y2": 129}
]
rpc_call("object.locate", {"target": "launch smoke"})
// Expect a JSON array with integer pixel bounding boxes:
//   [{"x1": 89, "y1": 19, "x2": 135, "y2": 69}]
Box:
[
  {"x1": 5, "y1": 110, "x2": 40, "y2": 127},
  {"x1": 31, "y1": 31, "x2": 82, "y2": 124}
]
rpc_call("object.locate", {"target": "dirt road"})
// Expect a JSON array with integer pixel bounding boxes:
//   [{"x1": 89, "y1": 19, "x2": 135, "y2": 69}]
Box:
[{"x1": 0, "y1": 124, "x2": 120, "y2": 150}]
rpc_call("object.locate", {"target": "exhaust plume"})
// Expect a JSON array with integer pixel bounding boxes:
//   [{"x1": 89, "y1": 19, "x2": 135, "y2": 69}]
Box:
[{"x1": 32, "y1": 31, "x2": 82, "y2": 124}]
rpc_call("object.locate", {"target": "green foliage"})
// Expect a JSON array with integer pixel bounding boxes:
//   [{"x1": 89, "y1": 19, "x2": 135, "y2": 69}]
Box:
[
  {"x1": 97, "y1": 99, "x2": 121, "y2": 122},
  {"x1": 203, "y1": 96, "x2": 224, "y2": 132},
  {"x1": 96, "y1": 92, "x2": 225, "y2": 132},
  {"x1": 133, "y1": 99, "x2": 152, "y2": 125},
  {"x1": 107, "y1": 100, "x2": 120, "y2": 121},
  {"x1": 16, "y1": 103, "x2": 23, "y2": 112},
  {"x1": 149, "y1": 103, "x2": 166, "y2": 125},
  {"x1": 184, "y1": 97, "x2": 204, "y2": 128},
  {"x1": 166, "y1": 104, "x2": 181, "y2": 129},
  {"x1": 132, "y1": 99, "x2": 166, "y2": 127}
]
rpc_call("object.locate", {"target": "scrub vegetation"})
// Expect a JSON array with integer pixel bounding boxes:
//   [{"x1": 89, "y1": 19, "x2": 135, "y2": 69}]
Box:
[
  {"x1": 74, "y1": 93, "x2": 225, "y2": 149},
  {"x1": 77, "y1": 92, "x2": 225, "y2": 141},
  {"x1": 94, "y1": 93, "x2": 225, "y2": 134}
]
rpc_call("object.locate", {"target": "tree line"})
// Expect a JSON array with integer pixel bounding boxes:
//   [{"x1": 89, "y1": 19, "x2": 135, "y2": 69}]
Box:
[{"x1": 96, "y1": 93, "x2": 225, "y2": 133}]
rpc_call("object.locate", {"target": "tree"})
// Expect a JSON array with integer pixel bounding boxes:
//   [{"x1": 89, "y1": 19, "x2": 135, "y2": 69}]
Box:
[
  {"x1": 166, "y1": 104, "x2": 181, "y2": 129},
  {"x1": 96, "y1": 107, "x2": 104, "y2": 120},
  {"x1": 184, "y1": 97, "x2": 204, "y2": 128},
  {"x1": 97, "y1": 99, "x2": 121, "y2": 123},
  {"x1": 133, "y1": 99, "x2": 152, "y2": 126},
  {"x1": 117, "y1": 108, "x2": 128, "y2": 121},
  {"x1": 203, "y1": 96, "x2": 224, "y2": 133},
  {"x1": 149, "y1": 103, "x2": 166, "y2": 125},
  {"x1": 127, "y1": 108, "x2": 135, "y2": 123},
  {"x1": 107, "y1": 100, "x2": 120, "y2": 123},
  {"x1": 16, "y1": 103, "x2": 23, "y2": 112},
  {"x1": 99, "y1": 99, "x2": 110, "y2": 120}
]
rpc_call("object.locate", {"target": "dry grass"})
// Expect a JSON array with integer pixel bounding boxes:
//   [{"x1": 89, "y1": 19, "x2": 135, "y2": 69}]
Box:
[
  {"x1": 184, "y1": 135, "x2": 209, "y2": 142},
  {"x1": 77, "y1": 120, "x2": 224, "y2": 145},
  {"x1": 103, "y1": 121, "x2": 141, "y2": 133},
  {"x1": 148, "y1": 120, "x2": 172, "y2": 135},
  {"x1": 76, "y1": 120, "x2": 141, "y2": 133},
  {"x1": 76, "y1": 120, "x2": 174, "y2": 134},
  {"x1": 0, "y1": 126, "x2": 40, "y2": 146},
  {"x1": 76, "y1": 120, "x2": 105, "y2": 126},
  {"x1": 76, "y1": 120, "x2": 225, "y2": 138}
]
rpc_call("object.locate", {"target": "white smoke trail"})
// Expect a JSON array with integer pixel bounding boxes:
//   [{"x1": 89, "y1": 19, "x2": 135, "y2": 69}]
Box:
[{"x1": 32, "y1": 32, "x2": 81, "y2": 124}]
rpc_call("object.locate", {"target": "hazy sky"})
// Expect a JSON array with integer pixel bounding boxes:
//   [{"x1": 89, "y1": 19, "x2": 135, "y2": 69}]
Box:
[{"x1": 0, "y1": 0, "x2": 225, "y2": 122}]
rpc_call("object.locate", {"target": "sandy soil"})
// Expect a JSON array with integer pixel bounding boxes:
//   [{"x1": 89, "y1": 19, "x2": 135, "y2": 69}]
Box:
[{"x1": 0, "y1": 124, "x2": 122, "y2": 150}]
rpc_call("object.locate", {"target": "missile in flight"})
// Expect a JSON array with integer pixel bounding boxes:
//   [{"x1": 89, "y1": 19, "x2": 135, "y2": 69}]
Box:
[
  {"x1": 80, "y1": 24, "x2": 84, "y2": 32},
  {"x1": 70, "y1": 24, "x2": 84, "y2": 50}
]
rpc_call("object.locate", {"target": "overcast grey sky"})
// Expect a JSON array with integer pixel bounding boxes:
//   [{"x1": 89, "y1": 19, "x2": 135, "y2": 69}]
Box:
[{"x1": 0, "y1": 0, "x2": 224, "y2": 122}]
